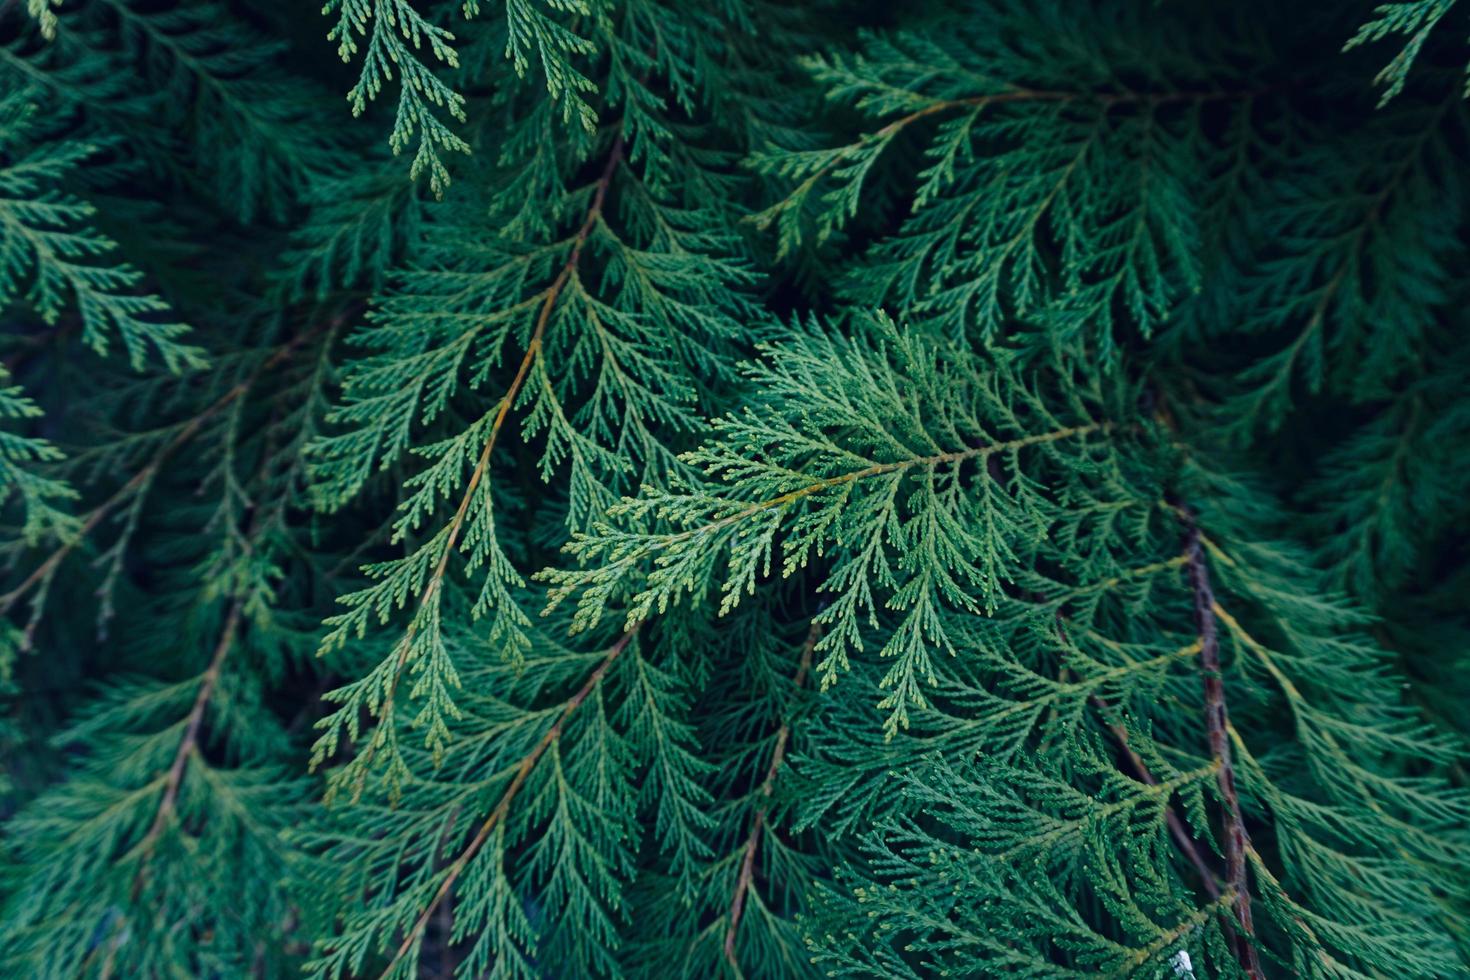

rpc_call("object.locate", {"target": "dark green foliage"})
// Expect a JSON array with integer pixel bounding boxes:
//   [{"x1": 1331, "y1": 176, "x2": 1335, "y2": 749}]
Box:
[{"x1": 0, "y1": 1, "x2": 1467, "y2": 977}]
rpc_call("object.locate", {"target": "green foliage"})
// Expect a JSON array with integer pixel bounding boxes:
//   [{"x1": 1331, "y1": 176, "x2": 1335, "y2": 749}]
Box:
[
  {"x1": 1347, "y1": 0, "x2": 1469, "y2": 104},
  {"x1": 22, "y1": 1, "x2": 61, "y2": 41},
  {"x1": 1, "y1": 1, "x2": 1468, "y2": 978},
  {"x1": 0, "y1": 363, "x2": 75, "y2": 546},
  {"x1": 325, "y1": 0, "x2": 470, "y2": 195},
  {"x1": 1, "y1": 660, "x2": 310, "y2": 978},
  {"x1": 749, "y1": 8, "x2": 1248, "y2": 357},
  {"x1": 0, "y1": 91, "x2": 201, "y2": 372},
  {"x1": 546, "y1": 313, "x2": 1122, "y2": 735}
]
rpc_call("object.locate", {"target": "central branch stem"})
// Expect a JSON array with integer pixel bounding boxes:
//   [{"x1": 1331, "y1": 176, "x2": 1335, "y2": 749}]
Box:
[
  {"x1": 1180, "y1": 506, "x2": 1263, "y2": 979},
  {"x1": 724, "y1": 620, "x2": 821, "y2": 968}
]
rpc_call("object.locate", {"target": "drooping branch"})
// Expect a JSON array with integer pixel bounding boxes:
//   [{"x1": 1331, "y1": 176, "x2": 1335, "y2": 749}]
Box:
[
  {"x1": 376, "y1": 626, "x2": 640, "y2": 980},
  {"x1": 345, "y1": 135, "x2": 628, "y2": 787},
  {"x1": 724, "y1": 620, "x2": 820, "y2": 969},
  {"x1": 1269, "y1": 97, "x2": 1452, "y2": 385},
  {"x1": 127, "y1": 394, "x2": 297, "y2": 895},
  {"x1": 130, "y1": 594, "x2": 246, "y2": 897},
  {"x1": 1061, "y1": 601, "x2": 1223, "y2": 902},
  {"x1": 1179, "y1": 506, "x2": 1264, "y2": 979},
  {"x1": 0, "y1": 322, "x2": 328, "y2": 639}
]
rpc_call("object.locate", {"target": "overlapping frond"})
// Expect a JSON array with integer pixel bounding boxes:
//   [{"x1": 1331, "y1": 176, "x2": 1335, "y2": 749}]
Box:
[
  {"x1": 1, "y1": 2, "x2": 1467, "y2": 978},
  {"x1": 547, "y1": 313, "x2": 1121, "y2": 733}
]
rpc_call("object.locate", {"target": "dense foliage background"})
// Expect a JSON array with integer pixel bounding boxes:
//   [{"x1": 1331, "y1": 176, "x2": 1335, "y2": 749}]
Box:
[{"x1": 0, "y1": 0, "x2": 1467, "y2": 976}]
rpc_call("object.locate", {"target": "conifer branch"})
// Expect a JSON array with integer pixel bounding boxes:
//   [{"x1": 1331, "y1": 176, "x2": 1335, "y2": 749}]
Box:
[
  {"x1": 1130, "y1": 890, "x2": 1239, "y2": 972},
  {"x1": 761, "y1": 84, "x2": 1259, "y2": 222},
  {"x1": 1217, "y1": 602, "x2": 1466, "y2": 891},
  {"x1": 0, "y1": 327, "x2": 320, "y2": 639},
  {"x1": 590, "y1": 422, "x2": 1106, "y2": 577},
  {"x1": 378, "y1": 625, "x2": 640, "y2": 979},
  {"x1": 1179, "y1": 507, "x2": 1263, "y2": 979},
  {"x1": 1241, "y1": 96, "x2": 1454, "y2": 421},
  {"x1": 126, "y1": 392, "x2": 299, "y2": 899},
  {"x1": 1062, "y1": 606, "x2": 1223, "y2": 900},
  {"x1": 6, "y1": 6, "x2": 1467, "y2": 975},
  {"x1": 701, "y1": 432, "x2": 1079, "y2": 530},
  {"x1": 331, "y1": 135, "x2": 627, "y2": 789},
  {"x1": 130, "y1": 593, "x2": 246, "y2": 894},
  {"x1": 1091, "y1": 695, "x2": 1223, "y2": 902},
  {"x1": 724, "y1": 619, "x2": 819, "y2": 969}
]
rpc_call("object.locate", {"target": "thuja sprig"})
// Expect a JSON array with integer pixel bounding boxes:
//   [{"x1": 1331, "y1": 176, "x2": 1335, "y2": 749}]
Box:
[{"x1": 311, "y1": 136, "x2": 627, "y2": 801}]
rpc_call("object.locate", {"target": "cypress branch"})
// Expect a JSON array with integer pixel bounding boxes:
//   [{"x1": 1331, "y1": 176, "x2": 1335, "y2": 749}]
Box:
[
  {"x1": 0, "y1": 327, "x2": 318, "y2": 638},
  {"x1": 1093, "y1": 692, "x2": 1224, "y2": 900},
  {"x1": 312, "y1": 133, "x2": 627, "y2": 801},
  {"x1": 378, "y1": 625, "x2": 639, "y2": 979},
  {"x1": 2, "y1": 3, "x2": 1467, "y2": 976}
]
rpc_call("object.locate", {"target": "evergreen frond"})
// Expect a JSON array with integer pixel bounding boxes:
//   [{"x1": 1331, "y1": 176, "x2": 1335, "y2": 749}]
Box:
[{"x1": 1, "y1": 2, "x2": 1467, "y2": 976}]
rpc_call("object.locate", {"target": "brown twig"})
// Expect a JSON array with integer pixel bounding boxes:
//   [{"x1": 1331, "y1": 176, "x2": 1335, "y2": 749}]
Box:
[
  {"x1": 724, "y1": 621, "x2": 820, "y2": 970},
  {"x1": 1179, "y1": 506, "x2": 1264, "y2": 979},
  {"x1": 376, "y1": 627, "x2": 639, "y2": 979}
]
